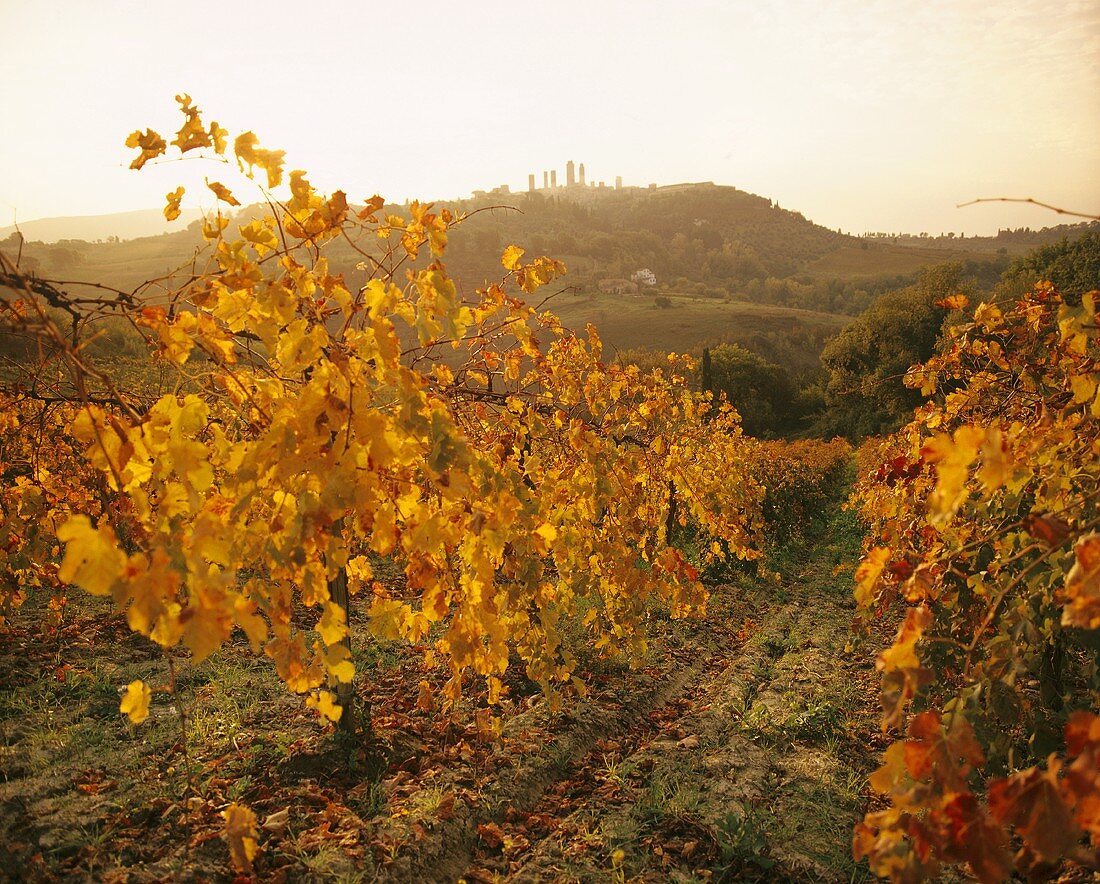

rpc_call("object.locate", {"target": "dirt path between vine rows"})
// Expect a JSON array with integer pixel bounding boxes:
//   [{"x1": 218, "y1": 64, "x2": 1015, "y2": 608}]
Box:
[{"x1": 383, "y1": 503, "x2": 883, "y2": 883}]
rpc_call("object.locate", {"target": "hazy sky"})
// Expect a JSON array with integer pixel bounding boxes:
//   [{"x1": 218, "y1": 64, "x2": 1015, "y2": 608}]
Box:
[{"x1": 2, "y1": 0, "x2": 1097, "y2": 236}]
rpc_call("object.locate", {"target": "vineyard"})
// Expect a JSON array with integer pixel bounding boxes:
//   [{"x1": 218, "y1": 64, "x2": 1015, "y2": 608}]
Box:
[{"x1": 0, "y1": 99, "x2": 1097, "y2": 882}]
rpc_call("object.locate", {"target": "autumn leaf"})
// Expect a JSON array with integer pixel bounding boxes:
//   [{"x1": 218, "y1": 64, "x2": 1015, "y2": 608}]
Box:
[
  {"x1": 169, "y1": 94, "x2": 211, "y2": 153},
  {"x1": 988, "y1": 762, "x2": 1080, "y2": 862},
  {"x1": 854, "y1": 546, "x2": 890, "y2": 607},
  {"x1": 1023, "y1": 513, "x2": 1071, "y2": 548},
  {"x1": 935, "y1": 293, "x2": 970, "y2": 310},
  {"x1": 1063, "y1": 711, "x2": 1100, "y2": 840},
  {"x1": 501, "y1": 244, "x2": 525, "y2": 271},
  {"x1": 878, "y1": 605, "x2": 931, "y2": 673},
  {"x1": 923, "y1": 425, "x2": 984, "y2": 526},
  {"x1": 57, "y1": 515, "x2": 125, "y2": 596},
  {"x1": 124, "y1": 128, "x2": 166, "y2": 169},
  {"x1": 239, "y1": 218, "x2": 279, "y2": 256},
  {"x1": 206, "y1": 180, "x2": 241, "y2": 206},
  {"x1": 234, "y1": 131, "x2": 286, "y2": 188},
  {"x1": 306, "y1": 689, "x2": 342, "y2": 722},
  {"x1": 119, "y1": 680, "x2": 151, "y2": 725},
  {"x1": 1062, "y1": 531, "x2": 1100, "y2": 629},
  {"x1": 368, "y1": 597, "x2": 411, "y2": 641},
  {"x1": 940, "y1": 792, "x2": 1012, "y2": 883},
  {"x1": 208, "y1": 121, "x2": 228, "y2": 154},
  {"x1": 416, "y1": 679, "x2": 434, "y2": 711},
  {"x1": 478, "y1": 821, "x2": 505, "y2": 849},
  {"x1": 222, "y1": 803, "x2": 259, "y2": 873},
  {"x1": 163, "y1": 187, "x2": 185, "y2": 222},
  {"x1": 316, "y1": 602, "x2": 348, "y2": 646}
]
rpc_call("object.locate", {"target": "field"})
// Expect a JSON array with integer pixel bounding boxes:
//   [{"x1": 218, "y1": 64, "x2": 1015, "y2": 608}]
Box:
[
  {"x1": 546, "y1": 291, "x2": 848, "y2": 372},
  {"x1": 0, "y1": 487, "x2": 883, "y2": 882}
]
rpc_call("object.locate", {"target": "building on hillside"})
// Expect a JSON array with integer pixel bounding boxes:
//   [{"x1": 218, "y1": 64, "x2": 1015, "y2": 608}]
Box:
[
  {"x1": 483, "y1": 162, "x2": 709, "y2": 199},
  {"x1": 631, "y1": 268, "x2": 657, "y2": 287},
  {"x1": 598, "y1": 278, "x2": 639, "y2": 295}
]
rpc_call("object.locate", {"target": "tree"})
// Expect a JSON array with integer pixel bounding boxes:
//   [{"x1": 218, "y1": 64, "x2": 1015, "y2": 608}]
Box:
[
  {"x1": 703, "y1": 343, "x2": 794, "y2": 437},
  {"x1": 819, "y1": 263, "x2": 973, "y2": 439},
  {"x1": 1000, "y1": 229, "x2": 1100, "y2": 298}
]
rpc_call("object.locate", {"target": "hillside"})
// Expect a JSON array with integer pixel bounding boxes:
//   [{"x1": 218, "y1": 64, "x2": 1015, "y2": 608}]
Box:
[
  {"x1": 548, "y1": 291, "x2": 845, "y2": 375},
  {"x1": 4, "y1": 185, "x2": 1092, "y2": 342},
  {"x1": 0, "y1": 208, "x2": 203, "y2": 244},
  {"x1": 866, "y1": 220, "x2": 1099, "y2": 253}
]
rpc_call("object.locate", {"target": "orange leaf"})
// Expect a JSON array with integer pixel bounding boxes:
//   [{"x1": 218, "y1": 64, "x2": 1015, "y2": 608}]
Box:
[{"x1": 988, "y1": 762, "x2": 1080, "y2": 861}]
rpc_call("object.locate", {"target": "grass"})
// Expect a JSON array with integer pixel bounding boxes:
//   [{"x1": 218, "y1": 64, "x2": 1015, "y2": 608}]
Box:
[
  {"x1": 800, "y1": 241, "x2": 996, "y2": 279},
  {"x1": 549, "y1": 290, "x2": 848, "y2": 371}
]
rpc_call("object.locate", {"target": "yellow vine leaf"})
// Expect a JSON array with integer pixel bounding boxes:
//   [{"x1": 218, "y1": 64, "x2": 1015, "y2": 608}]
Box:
[
  {"x1": 368, "y1": 597, "x2": 411, "y2": 641},
  {"x1": 163, "y1": 187, "x2": 185, "y2": 222},
  {"x1": 977, "y1": 426, "x2": 1012, "y2": 492},
  {"x1": 57, "y1": 515, "x2": 125, "y2": 596},
  {"x1": 171, "y1": 94, "x2": 212, "y2": 152},
  {"x1": 306, "y1": 689, "x2": 343, "y2": 722},
  {"x1": 328, "y1": 657, "x2": 355, "y2": 683},
  {"x1": 501, "y1": 244, "x2": 525, "y2": 271},
  {"x1": 206, "y1": 180, "x2": 241, "y2": 206},
  {"x1": 923, "y1": 425, "x2": 984, "y2": 527},
  {"x1": 234, "y1": 131, "x2": 286, "y2": 188},
  {"x1": 124, "y1": 128, "x2": 166, "y2": 170},
  {"x1": 935, "y1": 293, "x2": 970, "y2": 310},
  {"x1": 239, "y1": 219, "x2": 279, "y2": 256},
  {"x1": 317, "y1": 602, "x2": 348, "y2": 646},
  {"x1": 222, "y1": 802, "x2": 259, "y2": 873},
  {"x1": 855, "y1": 546, "x2": 891, "y2": 607},
  {"x1": 208, "y1": 121, "x2": 228, "y2": 154},
  {"x1": 201, "y1": 214, "x2": 230, "y2": 241},
  {"x1": 119, "y1": 680, "x2": 151, "y2": 725}
]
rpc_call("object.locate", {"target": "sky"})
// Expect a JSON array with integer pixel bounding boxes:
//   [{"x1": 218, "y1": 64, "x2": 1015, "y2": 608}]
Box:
[{"x1": 1, "y1": 0, "x2": 1098, "y2": 236}]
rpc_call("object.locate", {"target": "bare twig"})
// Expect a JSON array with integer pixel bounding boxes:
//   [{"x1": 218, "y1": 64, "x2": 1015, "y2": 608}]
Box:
[{"x1": 956, "y1": 197, "x2": 1100, "y2": 222}]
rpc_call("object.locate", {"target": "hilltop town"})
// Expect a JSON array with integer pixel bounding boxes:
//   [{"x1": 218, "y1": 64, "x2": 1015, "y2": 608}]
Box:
[{"x1": 471, "y1": 159, "x2": 715, "y2": 205}]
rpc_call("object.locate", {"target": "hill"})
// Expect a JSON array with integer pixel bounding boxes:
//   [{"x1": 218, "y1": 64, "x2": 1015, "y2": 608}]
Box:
[
  {"x1": 3, "y1": 186, "x2": 1093, "y2": 361},
  {"x1": 864, "y1": 220, "x2": 1099, "y2": 254},
  {"x1": 0, "y1": 207, "x2": 203, "y2": 244}
]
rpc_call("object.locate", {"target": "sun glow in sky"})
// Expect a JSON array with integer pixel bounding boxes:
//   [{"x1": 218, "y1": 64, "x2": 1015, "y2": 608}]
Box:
[{"x1": 2, "y1": 0, "x2": 1098, "y2": 236}]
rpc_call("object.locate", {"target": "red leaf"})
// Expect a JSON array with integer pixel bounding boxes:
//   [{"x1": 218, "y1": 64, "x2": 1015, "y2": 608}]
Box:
[{"x1": 988, "y1": 761, "x2": 1080, "y2": 861}]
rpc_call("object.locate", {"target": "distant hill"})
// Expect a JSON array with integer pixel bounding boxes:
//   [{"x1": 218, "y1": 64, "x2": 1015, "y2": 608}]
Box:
[
  {"x1": 3, "y1": 185, "x2": 1093, "y2": 319},
  {"x1": 0, "y1": 208, "x2": 205, "y2": 244},
  {"x1": 864, "y1": 222, "x2": 1100, "y2": 254}
]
